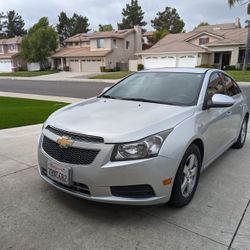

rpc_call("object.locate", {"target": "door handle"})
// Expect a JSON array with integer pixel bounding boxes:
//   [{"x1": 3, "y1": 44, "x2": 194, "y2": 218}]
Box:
[{"x1": 226, "y1": 111, "x2": 233, "y2": 116}]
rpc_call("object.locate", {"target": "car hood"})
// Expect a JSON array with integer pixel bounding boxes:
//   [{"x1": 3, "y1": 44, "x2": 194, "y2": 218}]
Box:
[{"x1": 45, "y1": 98, "x2": 195, "y2": 143}]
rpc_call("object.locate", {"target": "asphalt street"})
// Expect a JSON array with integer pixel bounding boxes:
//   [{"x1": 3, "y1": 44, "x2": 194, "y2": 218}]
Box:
[
  {"x1": 0, "y1": 79, "x2": 112, "y2": 99},
  {"x1": 0, "y1": 78, "x2": 249, "y2": 109}
]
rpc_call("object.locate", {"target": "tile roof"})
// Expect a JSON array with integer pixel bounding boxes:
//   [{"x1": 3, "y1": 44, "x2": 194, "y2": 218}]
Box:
[
  {"x1": 0, "y1": 36, "x2": 22, "y2": 44},
  {"x1": 65, "y1": 28, "x2": 135, "y2": 42},
  {"x1": 0, "y1": 52, "x2": 20, "y2": 59},
  {"x1": 52, "y1": 47, "x2": 112, "y2": 58},
  {"x1": 143, "y1": 31, "x2": 154, "y2": 37},
  {"x1": 140, "y1": 23, "x2": 247, "y2": 54}
]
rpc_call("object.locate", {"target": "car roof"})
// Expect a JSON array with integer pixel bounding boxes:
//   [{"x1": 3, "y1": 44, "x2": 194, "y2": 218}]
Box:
[{"x1": 140, "y1": 67, "x2": 210, "y2": 74}]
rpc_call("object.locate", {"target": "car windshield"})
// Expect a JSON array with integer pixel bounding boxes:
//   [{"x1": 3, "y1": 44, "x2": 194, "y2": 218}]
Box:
[{"x1": 101, "y1": 72, "x2": 204, "y2": 106}]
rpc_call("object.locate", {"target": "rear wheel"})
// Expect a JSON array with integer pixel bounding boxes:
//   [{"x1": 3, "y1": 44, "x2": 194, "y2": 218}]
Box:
[
  {"x1": 170, "y1": 144, "x2": 201, "y2": 207},
  {"x1": 232, "y1": 117, "x2": 248, "y2": 149}
]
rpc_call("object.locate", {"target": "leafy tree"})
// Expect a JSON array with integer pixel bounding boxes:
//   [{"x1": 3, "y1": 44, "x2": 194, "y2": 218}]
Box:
[
  {"x1": 151, "y1": 7, "x2": 185, "y2": 33},
  {"x1": 228, "y1": 0, "x2": 250, "y2": 71},
  {"x1": 56, "y1": 12, "x2": 71, "y2": 46},
  {"x1": 21, "y1": 17, "x2": 57, "y2": 65},
  {"x1": 245, "y1": 20, "x2": 250, "y2": 28},
  {"x1": 70, "y1": 13, "x2": 90, "y2": 36},
  {"x1": 1, "y1": 10, "x2": 26, "y2": 38},
  {"x1": 194, "y1": 22, "x2": 210, "y2": 29},
  {"x1": 99, "y1": 24, "x2": 113, "y2": 31},
  {"x1": 0, "y1": 12, "x2": 5, "y2": 38},
  {"x1": 118, "y1": 0, "x2": 147, "y2": 29},
  {"x1": 149, "y1": 29, "x2": 168, "y2": 44}
]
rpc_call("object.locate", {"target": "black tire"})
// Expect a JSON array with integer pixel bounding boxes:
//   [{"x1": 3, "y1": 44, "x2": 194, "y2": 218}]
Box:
[
  {"x1": 170, "y1": 144, "x2": 201, "y2": 207},
  {"x1": 232, "y1": 117, "x2": 248, "y2": 149}
]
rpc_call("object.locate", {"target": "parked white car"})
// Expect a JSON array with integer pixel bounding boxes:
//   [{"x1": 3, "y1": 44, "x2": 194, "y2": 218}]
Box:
[{"x1": 38, "y1": 68, "x2": 249, "y2": 207}]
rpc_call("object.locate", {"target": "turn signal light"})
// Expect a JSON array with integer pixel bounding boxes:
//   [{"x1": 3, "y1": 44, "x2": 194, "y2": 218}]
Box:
[{"x1": 163, "y1": 178, "x2": 172, "y2": 185}]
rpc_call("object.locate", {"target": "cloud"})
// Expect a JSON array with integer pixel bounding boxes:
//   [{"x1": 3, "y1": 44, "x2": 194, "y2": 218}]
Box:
[{"x1": 1, "y1": 0, "x2": 248, "y2": 31}]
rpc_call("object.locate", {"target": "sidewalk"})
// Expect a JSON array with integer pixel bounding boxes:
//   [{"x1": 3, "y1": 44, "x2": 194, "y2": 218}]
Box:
[
  {"x1": 0, "y1": 72, "x2": 118, "y2": 84},
  {"x1": 0, "y1": 91, "x2": 82, "y2": 103}
]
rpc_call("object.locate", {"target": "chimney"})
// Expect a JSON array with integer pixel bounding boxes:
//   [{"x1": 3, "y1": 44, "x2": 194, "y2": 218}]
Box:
[
  {"x1": 134, "y1": 25, "x2": 142, "y2": 53},
  {"x1": 235, "y1": 17, "x2": 241, "y2": 28}
]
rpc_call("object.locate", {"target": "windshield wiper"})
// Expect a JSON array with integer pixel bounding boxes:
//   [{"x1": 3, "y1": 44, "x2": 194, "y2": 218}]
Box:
[
  {"x1": 101, "y1": 95, "x2": 118, "y2": 99},
  {"x1": 120, "y1": 97, "x2": 175, "y2": 105}
]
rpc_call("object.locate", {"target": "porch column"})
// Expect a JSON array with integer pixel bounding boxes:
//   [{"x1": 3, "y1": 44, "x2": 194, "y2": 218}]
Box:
[
  {"x1": 51, "y1": 59, "x2": 55, "y2": 69},
  {"x1": 230, "y1": 47, "x2": 239, "y2": 66},
  {"x1": 61, "y1": 57, "x2": 64, "y2": 70},
  {"x1": 79, "y1": 59, "x2": 82, "y2": 72}
]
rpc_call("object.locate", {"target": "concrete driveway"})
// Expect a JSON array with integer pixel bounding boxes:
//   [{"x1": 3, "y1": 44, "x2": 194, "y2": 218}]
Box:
[{"x1": 0, "y1": 125, "x2": 250, "y2": 250}]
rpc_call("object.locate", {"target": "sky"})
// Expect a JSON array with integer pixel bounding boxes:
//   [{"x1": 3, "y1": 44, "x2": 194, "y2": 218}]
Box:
[{"x1": 0, "y1": 0, "x2": 249, "y2": 32}]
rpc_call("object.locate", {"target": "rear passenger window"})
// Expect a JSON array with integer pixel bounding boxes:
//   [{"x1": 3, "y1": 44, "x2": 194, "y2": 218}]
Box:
[
  {"x1": 207, "y1": 73, "x2": 225, "y2": 100},
  {"x1": 221, "y1": 74, "x2": 241, "y2": 96}
]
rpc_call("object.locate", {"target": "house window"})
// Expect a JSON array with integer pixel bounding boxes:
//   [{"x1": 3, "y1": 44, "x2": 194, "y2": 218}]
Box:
[
  {"x1": 112, "y1": 39, "x2": 117, "y2": 48},
  {"x1": 97, "y1": 39, "x2": 105, "y2": 48},
  {"x1": 75, "y1": 42, "x2": 79, "y2": 46},
  {"x1": 0, "y1": 46, "x2": 3, "y2": 53},
  {"x1": 8, "y1": 44, "x2": 17, "y2": 51},
  {"x1": 214, "y1": 53, "x2": 220, "y2": 64},
  {"x1": 199, "y1": 37, "x2": 209, "y2": 45},
  {"x1": 126, "y1": 40, "x2": 130, "y2": 49}
]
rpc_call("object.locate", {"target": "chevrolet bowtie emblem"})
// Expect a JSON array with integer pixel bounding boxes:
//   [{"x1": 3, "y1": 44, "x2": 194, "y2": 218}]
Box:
[{"x1": 57, "y1": 136, "x2": 73, "y2": 149}]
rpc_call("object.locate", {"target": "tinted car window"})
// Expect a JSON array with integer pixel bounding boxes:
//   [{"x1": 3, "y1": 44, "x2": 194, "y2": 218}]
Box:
[
  {"x1": 207, "y1": 73, "x2": 225, "y2": 100},
  {"x1": 220, "y1": 73, "x2": 241, "y2": 96},
  {"x1": 102, "y1": 72, "x2": 204, "y2": 106}
]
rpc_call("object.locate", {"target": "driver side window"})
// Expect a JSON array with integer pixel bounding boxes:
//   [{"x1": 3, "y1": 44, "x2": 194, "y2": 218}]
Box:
[{"x1": 207, "y1": 73, "x2": 225, "y2": 100}]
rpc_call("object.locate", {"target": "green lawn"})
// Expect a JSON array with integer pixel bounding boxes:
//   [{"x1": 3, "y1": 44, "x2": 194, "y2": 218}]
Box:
[
  {"x1": 0, "y1": 70, "x2": 58, "y2": 77},
  {"x1": 89, "y1": 71, "x2": 132, "y2": 79},
  {"x1": 226, "y1": 70, "x2": 250, "y2": 82},
  {"x1": 0, "y1": 97, "x2": 68, "y2": 129}
]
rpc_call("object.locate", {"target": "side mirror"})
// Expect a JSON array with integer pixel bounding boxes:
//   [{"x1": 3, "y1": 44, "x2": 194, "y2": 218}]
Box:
[
  {"x1": 101, "y1": 87, "x2": 110, "y2": 94},
  {"x1": 207, "y1": 94, "x2": 235, "y2": 109}
]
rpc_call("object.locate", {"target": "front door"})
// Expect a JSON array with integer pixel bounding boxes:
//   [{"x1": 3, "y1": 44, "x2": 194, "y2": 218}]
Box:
[
  {"x1": 221, "y1": 52, "x2": 231, "y2": 69},
  {"x1": 201, "y1": 72, "x2": 231, "y2": 164}
]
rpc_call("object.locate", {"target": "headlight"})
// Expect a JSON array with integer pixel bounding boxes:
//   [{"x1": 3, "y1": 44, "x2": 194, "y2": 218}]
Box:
[{"x1": 112, "y1": 129, "x2": 173, "y2": 161}]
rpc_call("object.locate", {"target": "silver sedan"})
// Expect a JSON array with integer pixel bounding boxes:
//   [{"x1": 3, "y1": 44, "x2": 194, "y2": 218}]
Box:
[{"x1": 38, "y1": 68, "x2": 249, "y2": 207}]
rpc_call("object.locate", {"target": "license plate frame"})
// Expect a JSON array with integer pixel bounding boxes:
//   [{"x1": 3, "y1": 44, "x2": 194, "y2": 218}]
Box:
[{"x1": 47, "y1": 161, "x2": 72, "y2": 186}]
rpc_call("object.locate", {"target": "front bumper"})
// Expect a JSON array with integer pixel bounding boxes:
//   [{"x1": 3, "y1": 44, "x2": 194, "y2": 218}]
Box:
[{"x1": 38, "y1": 133, "x2": 179, "y2": 205}]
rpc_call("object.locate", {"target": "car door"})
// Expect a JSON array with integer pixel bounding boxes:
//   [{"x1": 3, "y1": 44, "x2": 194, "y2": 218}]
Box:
[
  {"x1": 201, "y1": 72, "x2": 232, "y2": 164},
  {"x1": 220, "y1": 73, "x2": 243, "y2": 141}
]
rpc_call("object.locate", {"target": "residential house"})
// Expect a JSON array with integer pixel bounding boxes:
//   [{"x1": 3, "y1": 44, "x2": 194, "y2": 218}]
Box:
[
  {"x1": 142, "y1": 31, "x2": 154, "y2": 49},
  {"x1": 52, "y1": 26, "x2": 142, "y2": 72},
  {"x1": 0, "y1": 37, "x2": 27, "y2": 72},
  {"x1": 137, "y1": 18, "x2": 247, "y2": 69}
]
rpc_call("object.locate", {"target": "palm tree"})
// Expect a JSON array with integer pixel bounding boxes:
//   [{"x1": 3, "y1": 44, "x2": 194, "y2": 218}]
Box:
[{"x1": 228, "y1": 0, "x2": 250, "y2": 71}]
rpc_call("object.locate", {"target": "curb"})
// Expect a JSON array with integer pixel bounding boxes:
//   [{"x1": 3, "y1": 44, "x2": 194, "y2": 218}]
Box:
[{"x1": 0, "y1": 76, "x2": 118, "y2": 84}]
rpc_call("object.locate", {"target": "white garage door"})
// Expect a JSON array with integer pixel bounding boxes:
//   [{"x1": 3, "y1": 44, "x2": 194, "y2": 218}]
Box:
[
  {"x1": 0, "y1": 60, "x2": 12, "y2": 72},
  {"x1": 69, "y1": 60, "x2": 80, "y2": 72},
  {"x1": 81, "y1": 59, "x2": 102, "y2": 72},
  {"x1": 144, "y1": 56, "x2": 176, "y2": 69},
  {"x1": 177, "y1": 55, "x2": 197, "y2": 67}
]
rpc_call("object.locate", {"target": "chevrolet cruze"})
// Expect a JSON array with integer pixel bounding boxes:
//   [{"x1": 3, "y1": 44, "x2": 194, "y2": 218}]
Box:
[{"x1": 38, "y1": 68, "x2": 248, "y2": 207}]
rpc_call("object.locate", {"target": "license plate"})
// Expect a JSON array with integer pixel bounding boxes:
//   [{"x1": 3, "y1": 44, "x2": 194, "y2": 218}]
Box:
[{"x1": 47, "y1": 162, "x2": 71, "y2": 186}]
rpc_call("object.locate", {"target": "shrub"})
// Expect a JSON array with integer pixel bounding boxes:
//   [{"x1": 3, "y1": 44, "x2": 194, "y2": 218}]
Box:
[
  {"x1": 196, "y1": 64, "x2": 217, "y2": 69},
  {"x1": 100, "y1": 66, "x2": 106, "y2": 72},
  {"x1": 138, "y1": 64, "x2": 144, "y2": 71},
  {"x1": 223, "y1": 65, "x2": 236, "y2": 70}
]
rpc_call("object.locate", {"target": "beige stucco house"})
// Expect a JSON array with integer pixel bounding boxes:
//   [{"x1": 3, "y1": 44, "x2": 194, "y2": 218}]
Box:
[
  {"x1": 137, "y1": 18, "x2": 248, "y2": 70},
  {"x1": 0, "y1": 37, "x2": 27, "y2": 72},
  {"x1": 52, "y1": 26, "x2": 142, "y2": 72}
]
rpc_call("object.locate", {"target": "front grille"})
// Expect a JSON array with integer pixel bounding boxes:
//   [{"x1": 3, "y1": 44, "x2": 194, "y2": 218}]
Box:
[
  {"x1": 41, "y1": 168, "x2": 90, "y2": 195},
  {"x1": 46, "y1": 126, "x2": 104, "y2": 144},
  {"x1": 42, "y1": 136, "x2": 99, "y2": 165},
  {"x1": 111, "y1": 185, "x2": 155, "y2": 199}
]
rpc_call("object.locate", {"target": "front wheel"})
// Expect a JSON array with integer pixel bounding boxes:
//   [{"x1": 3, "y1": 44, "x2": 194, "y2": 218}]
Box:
[
  {"x1": 232, "y1": 117, "x2": 248, "y2": 149},
  {"x1": 170, "y1": 144, "x2": 201, "y2": 207}
]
